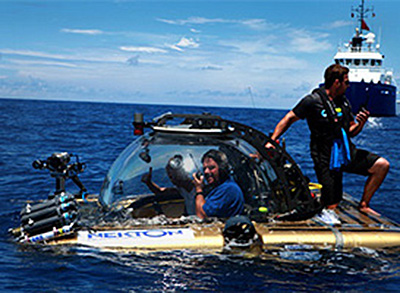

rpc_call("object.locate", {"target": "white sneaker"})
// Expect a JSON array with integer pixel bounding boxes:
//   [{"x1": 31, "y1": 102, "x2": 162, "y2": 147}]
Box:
[{"x1": 314, "y1": 209, "x2": 341, "y2": 225}]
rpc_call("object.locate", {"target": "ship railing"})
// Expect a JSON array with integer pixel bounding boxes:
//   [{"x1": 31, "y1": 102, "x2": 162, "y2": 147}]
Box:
[{"x1": 337, "y1": 45, "x2": 380, "y2": 54}]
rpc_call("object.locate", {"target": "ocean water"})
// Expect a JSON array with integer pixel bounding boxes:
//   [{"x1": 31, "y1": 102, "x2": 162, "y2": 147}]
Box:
[{"x1": 1, "y1": 98, "x2": 400, "y2": 291}]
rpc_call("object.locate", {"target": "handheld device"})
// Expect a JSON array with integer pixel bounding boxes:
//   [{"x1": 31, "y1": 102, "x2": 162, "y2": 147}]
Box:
[{"x1": 189, "y1": 153, "x2": 203, "y2": 181}]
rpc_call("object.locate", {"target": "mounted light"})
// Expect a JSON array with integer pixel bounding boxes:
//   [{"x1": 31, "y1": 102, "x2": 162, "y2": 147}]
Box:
[{"x1": 133, "y1": 113, "x2": 144, "y2": 135}]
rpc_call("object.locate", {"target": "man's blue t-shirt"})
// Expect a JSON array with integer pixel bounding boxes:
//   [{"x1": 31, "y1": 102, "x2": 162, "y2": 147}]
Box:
[{"x1": 202, "y1": 177, "x2": 244, "y2": 218}]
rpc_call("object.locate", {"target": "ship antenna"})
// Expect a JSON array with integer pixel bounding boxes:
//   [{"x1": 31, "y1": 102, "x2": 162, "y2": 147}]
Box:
[
  {"x1": 360, "y1": 0, "x2": 365, "y2": 32},
  {"x1": 351, "y1": 0, "x2": 375, "y2": 33},
  {"x1": 247, "y1": 86, "x2": 256, "y2": 109},
  {"x1": 378, "y1": 26, "x2": 382, "y2": 47}
]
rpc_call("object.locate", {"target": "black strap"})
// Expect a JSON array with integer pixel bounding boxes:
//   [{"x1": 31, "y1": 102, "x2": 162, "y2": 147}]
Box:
[
  {"x1": 311, "y1": 90, "x2": 338, "y2": 124},
  {"x1": 312, "y1": 90, "x2": 344, "y2": 139}
]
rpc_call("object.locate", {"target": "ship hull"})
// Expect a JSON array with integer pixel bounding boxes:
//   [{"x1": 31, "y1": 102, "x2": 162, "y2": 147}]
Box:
[{"x1": 346, "y1": 81, "x2": 397, "y2": 116}]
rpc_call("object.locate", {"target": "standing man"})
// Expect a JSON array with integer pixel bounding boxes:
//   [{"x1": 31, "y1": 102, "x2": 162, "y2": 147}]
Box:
[
  {"x1": 193, "y1": 149, "x2": 244, "y2": 219},
  {"x1": 266, "y1": 64, "x2": 389, "y2": 215}
]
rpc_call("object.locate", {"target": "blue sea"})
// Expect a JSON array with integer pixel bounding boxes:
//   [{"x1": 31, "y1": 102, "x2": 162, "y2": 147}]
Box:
[{"x1": 1, "y1": 98, "x2": 400, "y2": 291}]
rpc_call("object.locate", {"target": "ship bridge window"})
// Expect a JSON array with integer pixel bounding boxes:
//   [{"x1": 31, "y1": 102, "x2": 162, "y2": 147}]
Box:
[
  {"x1": 377, "y1": 60, "x2": 382, "y2": 66},
  {"x1": 354, "y1": 59, "x2": 360, "y2": 66},
  {"x1": 362, "y1": 59, "x2": 369, "y2": 66},
  {"x1": 371, "y1": 59, "x2": 375, "y2": 66},
  {"x1": 345, "y1": 59, "x2": 352, "y2": 65},
  {"x1": 335, "y1": 59, "x2": 344, "y2": 65}
]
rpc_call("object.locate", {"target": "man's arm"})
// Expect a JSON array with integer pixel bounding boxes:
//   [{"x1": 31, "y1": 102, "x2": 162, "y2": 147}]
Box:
[
  {"x1": 141, "y1": 167, "x2": 176, "y2": 195},
  {"x1": 195, "y1": 194, "x2": 207, "y2": 219},
  {"x1": 349, "y1": 109, "x2": 369, "y2": 137},
  {"x1": 265, "y1": 110, "x2": 300, "y2": 148},
  {"x1": 193, "y1": 173, "x2": 207, "y2": 219},
  {"x1": 145, "y1": 180, "x2": 167, "y2": 194}
]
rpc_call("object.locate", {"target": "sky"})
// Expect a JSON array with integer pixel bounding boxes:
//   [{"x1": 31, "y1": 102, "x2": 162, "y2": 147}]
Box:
[{"x1": 1, "y1": 0, "x2": 399, "y2": 109}]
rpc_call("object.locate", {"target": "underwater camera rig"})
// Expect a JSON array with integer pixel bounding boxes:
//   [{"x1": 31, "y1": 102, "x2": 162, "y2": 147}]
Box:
[
  {"x1": 11, "y1": 152, "x2": 87, "y2": 243},
  {"x1": 15, "y1": 193, "x2": 79, "y2": 243},
  {"x1": 32, "y1": 152, "x2": 87, "y2": 198}
]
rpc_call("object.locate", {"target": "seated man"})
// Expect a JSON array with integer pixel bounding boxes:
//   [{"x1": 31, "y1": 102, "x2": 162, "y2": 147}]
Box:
[
  {"x1": 141, "y1": 154, "x2": 196, "y2": 215},
  {"x1": 193, "y1": 149, "x2": 244, "y2": 219}
]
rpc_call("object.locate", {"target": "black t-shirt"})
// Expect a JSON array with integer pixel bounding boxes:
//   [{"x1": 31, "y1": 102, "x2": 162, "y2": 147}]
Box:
[{"x1": 293, "y1": 87, "x2": 354, "y2": 161}]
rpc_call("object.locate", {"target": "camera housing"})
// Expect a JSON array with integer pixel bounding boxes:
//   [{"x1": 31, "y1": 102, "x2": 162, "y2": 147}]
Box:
[{"x1": 32, "y1": 152, "x2": 86, "y2": 198}]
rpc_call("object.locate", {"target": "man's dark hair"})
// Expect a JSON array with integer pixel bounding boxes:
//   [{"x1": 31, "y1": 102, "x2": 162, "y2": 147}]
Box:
[
  {"x1": 201, "y1": 149, "x2": 230, "y2": 182},
  {"x1": 324, "y1": 64, "x2": 349, "y2": 89}
]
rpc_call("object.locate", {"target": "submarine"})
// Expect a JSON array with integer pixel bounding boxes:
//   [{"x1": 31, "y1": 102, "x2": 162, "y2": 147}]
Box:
[{"x1": 10, "y1": 112, "x2": 400, "y2": 252}]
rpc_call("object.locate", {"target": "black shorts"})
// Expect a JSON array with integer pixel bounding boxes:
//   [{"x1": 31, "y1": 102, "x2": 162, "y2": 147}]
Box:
[
  {"x1": 312, "y1": 148, "x2": 380, "y2": 206},
  {"x1": 342, "y1": 148, "x2": 380, "y2": 176}
]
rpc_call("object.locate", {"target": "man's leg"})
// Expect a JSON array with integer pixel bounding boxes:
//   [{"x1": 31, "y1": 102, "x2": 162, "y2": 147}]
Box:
[
  {"x1": 314, "y1": 163, "x2": 343, "y2": 209},
  {"x1": 359, "y1": 157, "x2": 390, "y2": 215}
]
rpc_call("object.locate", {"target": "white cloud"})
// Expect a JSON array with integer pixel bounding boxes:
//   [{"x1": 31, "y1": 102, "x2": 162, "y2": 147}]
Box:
[
  {"x1": 119, "y1": 46, "x2": 167, "y2": 54},
  {"x1": 190, "y1": 28, "x2": 201, "y2": 33},
  {"x1": 219, "y1": 37, "x2": 279, "y2": 55},
  {"x1": 176, "y1": 37, "x2": 199, "y2": 49},
  {"x1": 156, "y1": 18, "x2": 178, "y2": 25},
  {"x1": 326, "y1": 20, "x2": 353, "y2": 29},
  {"x1": 200, "y1": 65, "x2": 223, "y2": 71},
  {"x1": 158, "y1": 17, "x2": 227, "y2": 25},
  {"x1": 288, "y1": 29, "x2": 331, "y2": 53},
  {"x1": 169, "y1": 45, "x2": 184, "y2": 52},
  {"x1": 61, "y1": 28, "x2": 104, "y2": 35},
  {"x1": 9, "y1": 59, "x2": 78, "y2": 68},
  {"x1": 166, "y1": 37, "x2": 200, "y2": 52},
  {"x1": 241, "y1": 19, "x2": 268, "y2": 30},
  {"x1": 158, "y1": 17, "x2": 277, "y2": 31},
  {"x1": 0, "y1": 49, "x2": 126, "y2": 63},
  {"x1": 0, "y1": 49, "x2": 72, "y2": 60}
]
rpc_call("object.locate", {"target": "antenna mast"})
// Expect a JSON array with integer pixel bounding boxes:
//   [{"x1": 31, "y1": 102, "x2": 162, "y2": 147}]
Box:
[
  {"x1": 351, "y1": 0, "x2": 375, "y2": 32},
  {"x1": 360, "y1": 0, "x2": 365, "y2": 31},
  {"x1": 247, "y1": 86, "x2": 256, "y2": 109}
]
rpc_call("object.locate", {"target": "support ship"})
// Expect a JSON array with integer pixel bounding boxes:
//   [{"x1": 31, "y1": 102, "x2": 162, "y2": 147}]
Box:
[{"x1": 333, "y1": 0, "x2": 397, "y2": 116}]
